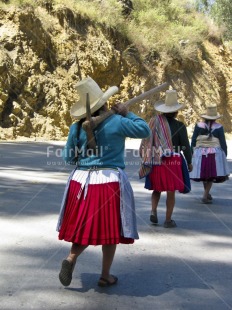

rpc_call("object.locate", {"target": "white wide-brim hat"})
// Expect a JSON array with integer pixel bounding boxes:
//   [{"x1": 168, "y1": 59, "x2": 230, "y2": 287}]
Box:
[
  {"x1": 154, "y1": 89, "x2": 184, "y2": 113},
  {"x1": 201, "y1": 105, "x2": 222, "y2": 120},
  {"x1": 70, "y1": 77, "x2": 119, "y2": 119}
]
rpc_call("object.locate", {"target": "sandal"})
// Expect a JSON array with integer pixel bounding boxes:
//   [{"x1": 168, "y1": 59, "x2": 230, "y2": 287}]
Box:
[
  {"x1": 59, "y1": 259, "x2": 74, "y2": 287},
  {"x1": 207, "y1": 194, "x2": 213, "y2": 200},
  {"x1": 163, "y1": 220, "x2": 177, "y2": 228},
  {"x1": 98, "y1": 275, "x2": 118, "y2": 287},
  {"x1": 201, "y1": 198, "x2": 212, "y2": 204},
  {"x1": 150, "y1": 211, "x2": 158, "y2": 224}
]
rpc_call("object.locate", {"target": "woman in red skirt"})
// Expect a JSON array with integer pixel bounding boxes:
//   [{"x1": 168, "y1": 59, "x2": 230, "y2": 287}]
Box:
[
  {"x1": 57, "y1": 77, "x2": 150, "y2": 287},
  {"x1": 139, "y1": 90, "x2": 192, "y2": 228}
]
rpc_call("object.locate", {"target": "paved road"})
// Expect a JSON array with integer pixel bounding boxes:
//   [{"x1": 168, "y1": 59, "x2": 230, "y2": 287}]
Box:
[{"x1": 0, "y1": 140, "x2": 232, "y2": 310}]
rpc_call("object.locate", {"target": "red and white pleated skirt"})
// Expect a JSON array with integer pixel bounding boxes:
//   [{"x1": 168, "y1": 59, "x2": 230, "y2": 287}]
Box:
[
  {"x1": 58, "y1": 169, "x2": 134, "y2": 245},
  {"x1": 145, "y1": 154, "x2": 185, "y2": 192}
]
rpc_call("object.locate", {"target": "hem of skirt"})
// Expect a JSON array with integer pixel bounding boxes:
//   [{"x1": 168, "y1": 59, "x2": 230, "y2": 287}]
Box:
[
  {"x1": 58, "y1": 237, "x2": 134, "y2": 245},
  {"x1": 190, "y1": 176, "x2": 229, "y2": 183},
  {"x1": 144, "y1": 187, "x2": 184, "y2": 192}
]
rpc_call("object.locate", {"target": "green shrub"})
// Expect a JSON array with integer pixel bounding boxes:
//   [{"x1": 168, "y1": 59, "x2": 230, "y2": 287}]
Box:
[{"x1": 1, "y1": 0, "x2": 219, "y2": 63}]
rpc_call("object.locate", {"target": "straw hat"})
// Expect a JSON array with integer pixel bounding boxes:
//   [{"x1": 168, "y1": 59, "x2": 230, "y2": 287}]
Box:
[
  {"x1": 70, "y1": 77, "x2": 119, "y2": 119},
  {"x1": 154, "y1": 89, "x2": 184, "y2": 113},
  {"x1": 201, "y1": 105, "x2": 222, "y2": 120}
]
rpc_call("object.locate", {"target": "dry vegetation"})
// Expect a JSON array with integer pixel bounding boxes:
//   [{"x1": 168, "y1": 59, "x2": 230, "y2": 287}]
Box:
[
  {"x1": 0, "y1": 0, "x2": 222, "y2": 65},
  {"x1": 0, "y1": 0, "x2": 231, "y2": 140}
]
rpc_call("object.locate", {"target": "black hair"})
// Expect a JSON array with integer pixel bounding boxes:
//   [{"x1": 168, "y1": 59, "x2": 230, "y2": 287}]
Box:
[
  {"x1": 163, "y1": 111, "x2": 178, "y2": 118},
  {"x1": 92, "y1": 104, "x2": 107, "y2": 117},
  {"x1": 76, "y1": 104, "x2": 107, "y2": 141}
]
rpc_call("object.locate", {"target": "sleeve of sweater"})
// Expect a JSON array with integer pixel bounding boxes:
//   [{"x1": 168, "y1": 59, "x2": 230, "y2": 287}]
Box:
[
  {"x1": 191, "y1": 124, "x2": 200, "y2": 151},
  {"x1": 217, "y1": 126, "x2": 227, "y2": 156},
  {"x1": 178, "y1": 123, "x2": 192, "y2": 164},
  {"x1": 119, "y1": 112, "x2": 151, "y2": 138}
]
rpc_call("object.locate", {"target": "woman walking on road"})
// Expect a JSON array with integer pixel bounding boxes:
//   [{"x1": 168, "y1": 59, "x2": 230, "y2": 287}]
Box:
[
  {"x1": 139, "y1": 90, "x2": 192, "y2": 228},
  {"x1": 190, "y1": 104, "x2": 230, "y2": 204},
  {"x1": 56, "y1": 77, "x2": 150, "y2": 287}
]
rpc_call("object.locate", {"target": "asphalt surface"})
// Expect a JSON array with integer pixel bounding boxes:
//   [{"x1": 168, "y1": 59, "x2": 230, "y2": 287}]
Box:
[{"x1": 0, "y1": 140, "x2": 232, "y2": 310}]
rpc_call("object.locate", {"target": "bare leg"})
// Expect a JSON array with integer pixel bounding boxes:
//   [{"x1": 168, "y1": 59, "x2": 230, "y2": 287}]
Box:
[
  {"x1": 166, "y1": 191, "x2": 175, "y2": 222},
  {"x1": 151, "y1": 191, "x2": 161, "y2": 214},
  {"x1": 100, "y1": 244, "x2": 117, "y2": 282},
  {"x1": 150, "y1": 191, "x2": 160, "y2": 223},
  {"x1": 59, "y1": 243, "x2": 88, "y2": 286},
  {"x1": 67, "y1": 243, "x2": 88, "y2": 267},
  {"x1": 203, "y1": 181, "x2": 213, "y2": 200}
]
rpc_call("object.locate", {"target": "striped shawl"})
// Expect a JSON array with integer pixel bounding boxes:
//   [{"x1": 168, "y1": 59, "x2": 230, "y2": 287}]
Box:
[{"x1": 139, "y1": 114, "x2": 173, "y2": 178}]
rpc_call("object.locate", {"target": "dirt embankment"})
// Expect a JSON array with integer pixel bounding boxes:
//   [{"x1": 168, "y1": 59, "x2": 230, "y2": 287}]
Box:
[{"x1": 0, "y1": 4, "x2": 231, "y2": 141}]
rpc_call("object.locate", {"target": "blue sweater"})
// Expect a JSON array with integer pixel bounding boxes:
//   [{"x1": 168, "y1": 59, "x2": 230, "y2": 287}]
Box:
[{"x1": 63, "y1": 112, "x2": 150, "y2": 169}]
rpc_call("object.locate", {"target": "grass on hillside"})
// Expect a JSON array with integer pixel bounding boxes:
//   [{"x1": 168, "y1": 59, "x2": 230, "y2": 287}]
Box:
[{"x1": 0, "y1": 0, "x2": 222, "y2": 64}]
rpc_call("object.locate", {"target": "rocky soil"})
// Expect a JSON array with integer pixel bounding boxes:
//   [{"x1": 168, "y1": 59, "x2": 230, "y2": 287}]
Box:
[{"x1": 0, "y1": 4, "x2": 231, "y2": 140}]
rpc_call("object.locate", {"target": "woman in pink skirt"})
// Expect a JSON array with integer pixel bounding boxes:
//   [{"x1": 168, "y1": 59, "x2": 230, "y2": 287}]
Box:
[
  {"x1": 190, "y1": 105, "x2": 230, "y2": 204},
  {"x1": 57, "y1": 77, "x2": 150, "y2": 287},
  {"x1": 139, "y1": 90, "x2": 192, "y2": 228}
]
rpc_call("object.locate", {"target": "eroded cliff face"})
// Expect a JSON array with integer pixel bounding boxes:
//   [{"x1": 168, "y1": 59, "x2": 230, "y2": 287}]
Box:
[{"x1": 0, "y1": 4, "x2": 231, "y2": 140}]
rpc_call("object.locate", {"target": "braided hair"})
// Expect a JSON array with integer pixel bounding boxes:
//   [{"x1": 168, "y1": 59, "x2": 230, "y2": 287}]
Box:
[{"x1": 205, "y1": 119, "x2": 214, "y2": 139}]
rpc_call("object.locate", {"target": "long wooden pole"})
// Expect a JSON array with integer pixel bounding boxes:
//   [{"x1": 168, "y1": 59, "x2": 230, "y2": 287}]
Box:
[
  {"x1": 82, "y1": 82, "x2": 169, "y2": 152},
  {"x1": 124, "y1": 82, "x2": 169, "y2": 107},
  {"x1": 83, "y1": 82, "x2": 169, "y2": 131}
]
